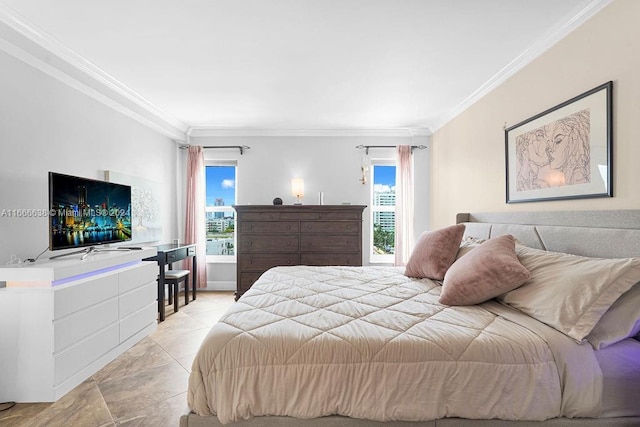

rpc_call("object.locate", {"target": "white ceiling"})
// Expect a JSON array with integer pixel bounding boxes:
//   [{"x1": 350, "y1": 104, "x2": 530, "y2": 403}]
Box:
[{"x1": 0, "y1": 0, "x2": 609, "y2": 137}]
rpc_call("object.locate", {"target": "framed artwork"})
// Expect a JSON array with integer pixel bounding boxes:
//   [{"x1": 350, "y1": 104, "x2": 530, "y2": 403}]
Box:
[
  {"x1": 105, "y1": 170, "x2": 163, "y2": 243},
  {"x1": 505, "y1": 81, "x2": 612, "y2": 203}
]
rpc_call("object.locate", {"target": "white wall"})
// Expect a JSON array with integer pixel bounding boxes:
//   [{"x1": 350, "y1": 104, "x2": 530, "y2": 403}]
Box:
[
  {"x1": 185, "y1": 135, "x2": 430, "y2": 289},
  {"x1": 0, "y1": 50, "x2": 179, "y2": 264}
]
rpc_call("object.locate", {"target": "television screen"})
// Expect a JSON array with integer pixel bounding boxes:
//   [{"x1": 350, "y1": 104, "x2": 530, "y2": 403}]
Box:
[{"x1": 49, "y1": 172, "x2": 132, "y2": 251}]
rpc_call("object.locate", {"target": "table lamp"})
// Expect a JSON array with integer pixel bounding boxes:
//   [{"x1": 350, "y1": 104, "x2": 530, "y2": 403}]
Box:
[{"x1": 291, "y1": 178, "x2": 304, "y2": 205}]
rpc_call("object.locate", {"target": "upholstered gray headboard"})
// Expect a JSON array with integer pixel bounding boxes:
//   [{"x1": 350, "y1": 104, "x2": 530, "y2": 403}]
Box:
[{"x1": 456, "y1": 210, "x2": 640, "y2": 259}]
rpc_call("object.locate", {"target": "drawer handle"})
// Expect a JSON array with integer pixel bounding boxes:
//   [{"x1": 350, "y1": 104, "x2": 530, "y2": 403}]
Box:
[
  {"x1": 287, "y1": 260, "x2": 291, "y2": 265},
  {"x1": 308, "y1": 242, "x2": 312, "y2": 246},
  {"x1": 287, "y1": 225, "x2": 291, "y2": 229},
  {"x1": 308, "y1": 225, "x2": 312, "y2": 229},
  {"x1": 249, "y1": 242, "x2": 253, "y2": 246},
  {"x1": 248, "y1": 225, "x2": 253, "y2": 230},
  {"x1": 248, "y1": 260, "x2": 253, "y2": 264},
  {"x1": 287, "y1": 242, "x2": 291, "y2": 246},
  {"x1": 346, "y1": 225, "x2": 351, "y2": 229}
]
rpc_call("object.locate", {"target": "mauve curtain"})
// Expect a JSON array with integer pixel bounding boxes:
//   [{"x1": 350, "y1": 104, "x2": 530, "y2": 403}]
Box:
[
  {"x1": 394, "y1": 145, "x2": 414, "y2": 266},
  {"x1": 184, "y1": 146, "x2": 207, "y2": 288}
]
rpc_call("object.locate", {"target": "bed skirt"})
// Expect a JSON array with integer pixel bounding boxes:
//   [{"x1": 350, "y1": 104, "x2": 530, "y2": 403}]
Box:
[{"x1": 180, "y1": 414, "x2": 640, "y2": 427}]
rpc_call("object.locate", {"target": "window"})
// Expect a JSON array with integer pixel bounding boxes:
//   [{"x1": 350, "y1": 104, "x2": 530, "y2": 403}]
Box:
[
  {"x1": 370, "y1": 161, "x2": 396, "y2": 263},
  {"x1": 205, "y1": 163, "x2": 237, "y2": 258}
]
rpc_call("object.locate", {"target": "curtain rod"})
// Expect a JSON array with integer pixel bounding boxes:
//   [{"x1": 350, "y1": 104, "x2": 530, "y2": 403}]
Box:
[
  {"x1": 178, "y1": 145, "x2": 251, "y2": 155},
  {"x1": 355, "y1": 144, "x2": 427, "y2": 155}
]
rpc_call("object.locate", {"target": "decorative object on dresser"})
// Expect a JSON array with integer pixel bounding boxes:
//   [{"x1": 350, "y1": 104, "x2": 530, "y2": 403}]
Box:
[{"x1": 233, "y1": 204, "x2": 366, "y2": 300}]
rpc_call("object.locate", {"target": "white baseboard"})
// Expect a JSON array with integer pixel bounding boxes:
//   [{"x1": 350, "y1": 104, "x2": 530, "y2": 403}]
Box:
[
  {"x1": 205, "y1": 281, "x2": 235, "y2": 291},
  {"x1": 174, "y1": 281, "x2": 235, "y2": 292}
]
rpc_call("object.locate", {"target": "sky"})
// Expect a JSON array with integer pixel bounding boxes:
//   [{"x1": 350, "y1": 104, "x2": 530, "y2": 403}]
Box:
[
  {"x1": 206, "y1": 166, "x2": 236, "y2": 206},
  {"x1": 373, "y1": 165, "x2": 396, "y2": 193}
]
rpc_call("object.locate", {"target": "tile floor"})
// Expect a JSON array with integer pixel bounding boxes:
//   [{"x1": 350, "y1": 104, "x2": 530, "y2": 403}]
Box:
[{"x1": 0, "y1": 291, "x2": 236, "y2": 427}]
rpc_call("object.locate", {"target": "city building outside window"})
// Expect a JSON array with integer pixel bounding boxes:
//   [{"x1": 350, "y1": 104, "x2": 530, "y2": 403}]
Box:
[
  {"x1": 370, "y1": 161, "x2": 396, "y2": 263},
  {"x1": 205, "y1": 163, "x2": 237, "y2": 259}
]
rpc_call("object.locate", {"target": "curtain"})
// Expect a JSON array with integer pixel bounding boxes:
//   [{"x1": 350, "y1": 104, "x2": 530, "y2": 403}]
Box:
[
  {"x1": 394, "y1": 145, "x2": 414, "y2": 266},
  {"x1": 184, "y1": 145, "x2": 207, "y2": 288}
]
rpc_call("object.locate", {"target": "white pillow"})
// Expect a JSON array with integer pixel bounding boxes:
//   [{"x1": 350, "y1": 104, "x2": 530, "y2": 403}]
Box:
[
  {"x1": 454, "y1": 237, "x2": 485, "y2": 261},
  {"x1": 586, "y1": 283, "x2": 640, "y2": 350},
  {"x1": 499, "y1": 245, "x2": 640, "y2": 342}
]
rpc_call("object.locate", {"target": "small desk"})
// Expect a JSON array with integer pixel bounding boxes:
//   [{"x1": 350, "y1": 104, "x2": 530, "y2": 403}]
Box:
[{"x1": 145, "y1": 243, "x2": 197, "y2": 322}]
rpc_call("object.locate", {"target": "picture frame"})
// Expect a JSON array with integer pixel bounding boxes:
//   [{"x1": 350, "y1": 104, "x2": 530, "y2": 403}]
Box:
[{"x1": 505, "y1": 81, "x2": 612, "y2": 203}]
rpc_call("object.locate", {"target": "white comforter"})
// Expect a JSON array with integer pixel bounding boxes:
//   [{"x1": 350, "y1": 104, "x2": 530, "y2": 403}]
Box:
[{"x1": 188, "y1": 266, "x2": 602, "y2": 424}]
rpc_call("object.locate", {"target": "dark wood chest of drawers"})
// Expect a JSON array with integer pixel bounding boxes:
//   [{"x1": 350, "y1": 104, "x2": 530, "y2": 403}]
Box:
[{"x1": 233, "y1": 205, "x2": 367, "y2": 300}]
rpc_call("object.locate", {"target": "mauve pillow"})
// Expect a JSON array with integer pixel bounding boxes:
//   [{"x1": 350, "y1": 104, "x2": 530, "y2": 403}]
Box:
[
  {"x1": 404, "y1": 224, "x2": 465, "y2": 280},
  {"x1": 440, "y1": 235, "x2": 530, "y2": 306}
]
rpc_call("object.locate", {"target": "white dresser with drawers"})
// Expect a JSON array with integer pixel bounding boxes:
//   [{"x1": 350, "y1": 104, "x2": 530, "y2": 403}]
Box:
[{"x1": 0, "y1": 248, "x2": 158, "y2": 402}]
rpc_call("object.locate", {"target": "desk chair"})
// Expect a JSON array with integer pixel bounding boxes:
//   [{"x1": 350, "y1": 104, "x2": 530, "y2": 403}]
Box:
[{"x1": 162, "y1": 269, "x2": 190, "y2": 313}]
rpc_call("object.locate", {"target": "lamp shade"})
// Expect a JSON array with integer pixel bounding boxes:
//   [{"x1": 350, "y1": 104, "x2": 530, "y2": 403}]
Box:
[{"x1": 291, "y1": 178, "x2": 304, "y2": 198}]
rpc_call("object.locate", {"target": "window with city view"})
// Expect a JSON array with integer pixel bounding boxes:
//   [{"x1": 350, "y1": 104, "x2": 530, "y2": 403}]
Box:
[
  {"x1": 205, "y1": 164, "x2": 236, "y2": 257},
  {"x1": 371, "y1": 163, "x2": 396, "y2": 260}
]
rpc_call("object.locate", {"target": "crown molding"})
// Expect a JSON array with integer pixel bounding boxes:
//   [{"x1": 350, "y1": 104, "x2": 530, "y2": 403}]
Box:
[
  {"x1": 430, "y1": 0, "x2": 613, "y2": 133},
  {"x1": 1, "y1": 0, "x2": 609, "y2": 140},
  {"x1": 0, "y1": 3, "x2": 187, "y2": 141},
  {"x1": 187, "y1": 127, "x2": 432, "y2": 138}
]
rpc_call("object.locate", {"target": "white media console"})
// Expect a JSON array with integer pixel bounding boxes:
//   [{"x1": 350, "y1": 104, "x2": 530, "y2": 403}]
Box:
[{"x1": 0, "y1": 247, "x2": 158, "y2": 402}]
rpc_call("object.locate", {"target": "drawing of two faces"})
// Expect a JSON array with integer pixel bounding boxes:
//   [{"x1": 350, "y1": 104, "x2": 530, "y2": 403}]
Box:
[{"x1": 516, "y1": 109, "x2": 591, "y2": 190}]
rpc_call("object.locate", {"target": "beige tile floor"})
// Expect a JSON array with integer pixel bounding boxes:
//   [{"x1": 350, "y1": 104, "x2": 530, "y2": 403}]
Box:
[{"x1": 0, "y1": 291, "x2": 236, "y2": 427}]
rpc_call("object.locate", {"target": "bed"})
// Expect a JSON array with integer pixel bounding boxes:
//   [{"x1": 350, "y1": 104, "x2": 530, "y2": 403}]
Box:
[{"x1": 181, "y1": 210, "x2": 640, "y2": 427}]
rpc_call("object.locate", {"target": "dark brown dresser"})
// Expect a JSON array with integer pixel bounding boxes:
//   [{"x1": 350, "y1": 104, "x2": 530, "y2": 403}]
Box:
[{"x1": 233, "y1": 205, "x2": 367, "y2": 300}]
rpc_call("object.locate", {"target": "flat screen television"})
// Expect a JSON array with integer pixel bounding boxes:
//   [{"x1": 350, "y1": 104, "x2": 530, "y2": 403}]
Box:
[{"x1": 49, "y1": 172, "x2": 132, "y2": 252}]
